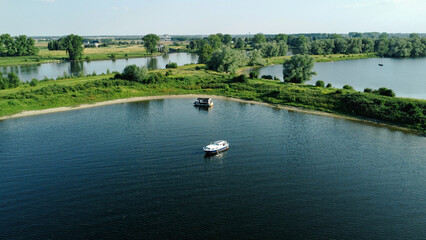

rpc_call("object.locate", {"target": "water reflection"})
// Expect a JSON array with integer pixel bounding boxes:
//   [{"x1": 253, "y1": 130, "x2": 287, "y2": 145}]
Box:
[
  {"x1": 70, "y1": 61, "x2": 84, "y2": 76},
  {"x1": 146, "y1": 58, "x2": 158, "y2": 70},
  {"x1": 194, "y1": 105, "x2": 213, "y2": 112},
  {"x1": 203, "y1": 151, "x2": 227, "y2": 164},
  {"x1": 3, "y1": 52, "x2": 198, "y2": 81}
]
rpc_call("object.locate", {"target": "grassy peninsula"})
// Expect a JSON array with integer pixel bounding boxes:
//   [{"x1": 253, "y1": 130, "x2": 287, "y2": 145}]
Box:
[{"x1": 0, "y1": 64, "x2": 424, "y2": 135}]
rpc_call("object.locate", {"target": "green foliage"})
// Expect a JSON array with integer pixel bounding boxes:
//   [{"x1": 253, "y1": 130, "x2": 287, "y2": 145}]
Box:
[
  {"x1": 30, "y1": 78, "x2": 38, "y2": 86},
  {"x1": 283, "y1": 54, "x2": 316, "y2": 83},
  {"x1": 315, "y1": 80, "x2": 325, "y2": 87},
  {"x1": 261, "y1": 75, "x2": 273, "y2": 79},
  {"x1": 165, "y1": 62, "x2": 178, "y2": 68},
  {"x1": 197, "y1": 40, "x2": 214, "y2": 63},
  {"x1": 364, "y1": 88, "x2": 372, "y2": 93},
  {"x1": 249, "y1": 71, "x2": 258, "y2": 79},
  {"x1": 371, "y1": 87, "x2": 395, "y2": 97},
  {"x1": 121, "y1": 65, "x2": 148, "y2": 82},
  {"x1": 0, "y1": 72, "x2": 20, "y2": 89},
  {"x1": 248, "y1": 49, "x2": 266, "y2": 66},
  {"x1": 252, "y1": 33, "x2": 266, "y2": 45},
  {"x1": 62, "y1": 34, "x2": 84, "y2": 60},
  {"x1": 293, "y1": 36, "x2": 309, "y2": 55},
  {"x1": 206, "y1": 46, "x2": 248, "y2": 74},
  {"x1": 326, "y1": 83, "x2": 332, "y2": 88},
  {"x1": 142, "y1": 34, "x2": 160, "y2": 54},
  {"x1": 0, "y1": 34, "x2": 38, "y2": 56},
  {"x1": 343, "y1": 85, "x2": 354, "y2": 90},
  {"x1": 233, "y1": 74, "x2": 248, "y2": 83}
]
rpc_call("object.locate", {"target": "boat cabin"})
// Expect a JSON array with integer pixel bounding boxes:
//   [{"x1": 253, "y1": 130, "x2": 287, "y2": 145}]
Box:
[{"x1": 194, "y1": 98, "x2": 213, "y2": 107}]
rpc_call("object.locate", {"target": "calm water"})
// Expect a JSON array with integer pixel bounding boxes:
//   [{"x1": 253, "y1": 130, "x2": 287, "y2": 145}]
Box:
[
  {"x1": 0, "y1": 99, "x2": 425, "y2": 239},
  {"x1": 253, "y1": 57, "x2": 426, "y2": 99},
  {"x1": 0, "y1": 52, "x2": 198, "y2": 82}
]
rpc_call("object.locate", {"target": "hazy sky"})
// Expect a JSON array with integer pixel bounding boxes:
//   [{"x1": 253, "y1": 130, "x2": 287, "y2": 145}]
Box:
[{"x1": 1, "y1": 0, "x2": 425, "y2": 36}]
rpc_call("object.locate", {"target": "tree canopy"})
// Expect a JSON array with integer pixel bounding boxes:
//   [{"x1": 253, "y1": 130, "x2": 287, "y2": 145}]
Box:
[
  {"x1": 61, "y1": 34, "x2": 84, "y2": 60},
  {"x1": 283, "y1": 54, "x2": 316, "y2": 83},
  {"x1": 206, "y1": 46, "x2": 248, "y2": 74},
  {"x1": 0, "y1": 34, "x2": 38, "y2": 56},
  {"x1": 142, "y1": 34, "x2": 160, "y2": 54}
]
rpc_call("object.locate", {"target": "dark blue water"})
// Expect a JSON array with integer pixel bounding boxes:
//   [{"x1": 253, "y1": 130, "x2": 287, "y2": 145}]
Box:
[
  {"x1": 252, "y1": 57, "x2": 426, "y2": 99},
  {"x1": 0, "y1": 99, "x2": 425, "y2": 239},
  {"x1": 0, "y1": 52, "x2": 198, "y2": 82}
]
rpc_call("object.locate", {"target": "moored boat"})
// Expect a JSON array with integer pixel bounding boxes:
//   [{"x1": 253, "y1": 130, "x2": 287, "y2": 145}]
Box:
[
  {"x1": 203, "y1": 140, "x2": 229, "y2": 154},
  {"x1": 194, "y1": 98, "x2": 214, "y2": 107}
]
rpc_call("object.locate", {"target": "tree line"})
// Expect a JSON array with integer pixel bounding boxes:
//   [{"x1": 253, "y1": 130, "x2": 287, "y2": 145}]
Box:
[{"x1": 0, "y1": 34, "x2": 38, "y2": 56}]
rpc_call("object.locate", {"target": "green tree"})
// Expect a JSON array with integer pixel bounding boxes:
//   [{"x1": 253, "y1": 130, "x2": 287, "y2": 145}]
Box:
[
  {"x1": 248, "y1": 49, "x2": 266, "y2": 66},
  {"x1": 223, "y1": 34, "x2": 232, "y2": 45},
  {"x1": 252, "y1": 33, "x2": 266, "y2": 45},
  {"x1": 362, "y1": 38, "x2": 375, "y2": 53},
  {"x1": 62, "y1": 34, "x2": 84, "y2": 60},
  {"x1": 293, "y1": 35, "x2": 309, "y2": 54},
  {"x1": 274, "y1": 34, "x2": 288, "y2": 43},
  {"x1": 207, "y1": 34, "x2": 222, "y2": 50},
  {"x1": 333, "y1": 38, "x2": 348, "y2": 54},
  {"x1": 142, "y1": 34, "x2": 160, "y2": 54},
  {"x1": 121, "y1": 65, "x2": 148, "y2": 82},
  {"x1": 197, "y1": 42, "x2": 213, "y2": 63},
  {"x1": 235, "y1": 38, "x2": 245, "y2": 49},
  {"x1": 282, "y1": 54, "x2": 316, "y2": 83},
  {"x1": 206, "y1": 46, "x2": 248, "y2": 74}
]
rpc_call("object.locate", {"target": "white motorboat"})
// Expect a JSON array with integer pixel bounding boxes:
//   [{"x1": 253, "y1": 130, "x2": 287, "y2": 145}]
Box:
[
  {"x1": 203, "y1": 140, "x2": 229, "y2": 154},
  {"x1": 194, "y1": 98, "x2": 214, "y2": 107}
]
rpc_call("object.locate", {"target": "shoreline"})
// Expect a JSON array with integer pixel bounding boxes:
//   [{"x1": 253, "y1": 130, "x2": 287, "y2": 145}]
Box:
[{"x1": 0, "y1": 94, "x2": 420, "y2": 135}]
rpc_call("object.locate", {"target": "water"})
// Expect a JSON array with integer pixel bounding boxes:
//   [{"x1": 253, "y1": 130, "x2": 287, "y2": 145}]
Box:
[
  {"x1": 0, "y1": 99, "x2": 425, "y2": 239},
  {"x1": 253, "y1": 57, "x2": 426, "y2": 99},
  {"x1": 0, "y1": 52, "x2": 198, "y2": 81}
]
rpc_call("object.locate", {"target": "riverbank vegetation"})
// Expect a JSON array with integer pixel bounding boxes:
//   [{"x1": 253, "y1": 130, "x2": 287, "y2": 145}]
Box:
[{"x1": 0, "y1": 65, "x2": 424, "y2": 134}]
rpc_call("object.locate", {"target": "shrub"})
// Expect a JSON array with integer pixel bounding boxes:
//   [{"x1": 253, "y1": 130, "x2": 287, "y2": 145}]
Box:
[
  {"x1": 343, "y1": 85, "x2": 354, "y2": 90},
  {"x1": 326, "y1": 83, "x2": 332, "y2": 88},
  {"x1": 377, "y1": 87, "x2": 395, "y2": 97},
  {"x1": 249, "y1": 71, "x2": 258, "y2": 79},
  {"x1": 195, "y1": 66, "x2": 201, "y2": 70},
  {"x1": 233, "y1": 74, "x2": 248, "y2": 83},
  {"x1": 261, "y1": 75, "x2": 273, "y2": 79},
  {"x1": 30, "y1": 78, "x2": 38, "y2": 87},
  {"x1": 165, "y1": 62, "x2": 178, "y2": 68},
  {"x1": 121, "y1": 65, "x2": 148, "y2": 82},
  {"x1": 92, "y1": 71, "x2": 97, "y2": 76},
  {"x1": 315, "y1": 80, "x2": 325, "y2": 87},
  {"x1": 273, "y1": 76, "x2": 280, "y2": 80},
  {"x1": 364, "y1": 88, "x2": 372, "y2": 93}
]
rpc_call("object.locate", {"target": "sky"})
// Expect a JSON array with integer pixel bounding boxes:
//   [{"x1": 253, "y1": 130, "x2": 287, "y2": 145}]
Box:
[{"x1": 1, "y1": 0, "x2": 425, "y2": 36}]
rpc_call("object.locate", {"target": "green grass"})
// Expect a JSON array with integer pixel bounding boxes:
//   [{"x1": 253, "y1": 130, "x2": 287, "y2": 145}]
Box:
[
  {"x1": 1, "y1": 66, "x2": 425, "y2": 134},
  {"x1": 0, "y1": 43, "x2": 164, "y2": 66}
]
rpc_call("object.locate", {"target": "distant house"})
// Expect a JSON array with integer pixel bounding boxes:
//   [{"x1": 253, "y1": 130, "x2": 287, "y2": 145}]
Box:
[
  {"x1": 160, "y1": 34, "x2": 171, "y2": 42},
  {"x1": 84, "y1": 40, "x2": 100, "y2": 48},
  {"x1": 156, "y1": 44, "x2": 164, "y2": 52}
]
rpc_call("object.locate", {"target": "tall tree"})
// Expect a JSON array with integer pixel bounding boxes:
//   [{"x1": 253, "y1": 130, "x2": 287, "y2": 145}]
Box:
[
  {"x1": 62, "y1": 34, "x2": 84, "y2": 60},
  {"x1": 206, "y1": 46, "x2": 248, "y2": 74},
  {"x1": 282, "y1": 55, "x2": 316, "y2": 83},
  {"x1": 293, "y1": 36, "x2": 309, "y2": 54},
  {"x1": 142, "y1": 34, "x2": 160, "y2": 54},
  {"x1": 252, "y1": 33, "x2": 266, "y2": 45}
]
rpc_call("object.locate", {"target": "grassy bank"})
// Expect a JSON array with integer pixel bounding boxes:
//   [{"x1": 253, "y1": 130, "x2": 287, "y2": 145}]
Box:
[
  {"x1": 237, "y1": 53, "x2": 377, "y2": 75},
  {"x1": 0, "y1": 65, "x2": 424, "y2": 134}
]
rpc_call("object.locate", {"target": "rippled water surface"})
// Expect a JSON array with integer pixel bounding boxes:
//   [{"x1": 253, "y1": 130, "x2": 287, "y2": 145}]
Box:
[{"x1": 0, "y1": 99, "x2": 425, "y2": 239}]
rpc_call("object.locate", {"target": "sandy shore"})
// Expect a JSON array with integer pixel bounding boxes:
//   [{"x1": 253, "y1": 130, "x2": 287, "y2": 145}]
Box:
[{"x1": 0, "y1": 94, "x2": 419, "y2": 134}]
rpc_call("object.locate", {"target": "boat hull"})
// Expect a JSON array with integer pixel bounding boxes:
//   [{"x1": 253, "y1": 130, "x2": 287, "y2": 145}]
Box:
[{"x1": 204, "y1": 146, "x2": 229, "y2": 154}]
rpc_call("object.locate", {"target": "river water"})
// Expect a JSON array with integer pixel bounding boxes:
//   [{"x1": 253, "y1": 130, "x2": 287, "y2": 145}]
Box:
[
  {"x1": 0, "y1": 98, "x2": 424, "y2": 239},
  {"x1": 252, "y1": 57, "x2": 426, "y2": 99},
  {"x1": 0, "y1": 52, "x2": 198, "y2": 82}
]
